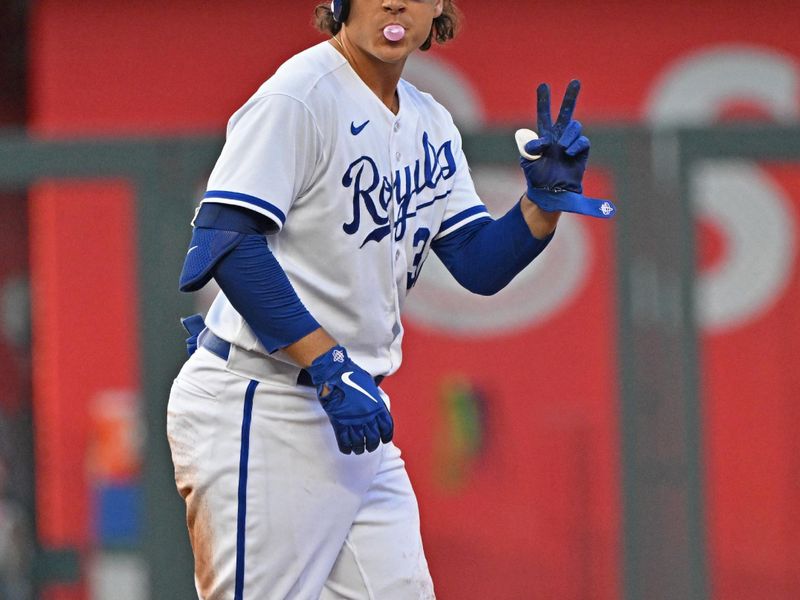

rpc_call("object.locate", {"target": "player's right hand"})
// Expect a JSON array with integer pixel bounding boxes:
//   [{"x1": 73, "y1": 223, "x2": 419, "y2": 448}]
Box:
[{"x1": 307, "y1": 346, "x2": 394, "y2": 455}]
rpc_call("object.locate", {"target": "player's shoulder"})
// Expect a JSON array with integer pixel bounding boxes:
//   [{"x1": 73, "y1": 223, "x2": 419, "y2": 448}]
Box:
[
  {"x1": 224, "y1": 42, "x2": 347, "y2": 131},
  {"x1": 253, "y1": 42, "x2": 347, "y2": 105}
]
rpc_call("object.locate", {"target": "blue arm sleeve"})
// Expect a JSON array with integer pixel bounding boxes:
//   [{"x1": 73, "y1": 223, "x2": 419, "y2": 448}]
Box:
[
  {"x1": 431, "y1": 201, "x2": 553, "y2": 296},
  {"x1": 212, "y1": 234, "x2": 321, "y2": 353},
  {"x1": 180, "y1": 203, "x2": 320, "y2": 353}
]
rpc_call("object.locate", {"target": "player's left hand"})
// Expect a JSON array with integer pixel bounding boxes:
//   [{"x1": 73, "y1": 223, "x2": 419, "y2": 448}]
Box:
[
  {"x1": 307, "y1": 345, "x2": 394, "y2": 455},
  {"x1": 518, "y1": 80, "x2": 616, "y2": 219}
]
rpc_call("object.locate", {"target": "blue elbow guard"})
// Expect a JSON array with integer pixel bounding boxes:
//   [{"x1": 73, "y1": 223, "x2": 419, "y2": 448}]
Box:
[{"x1": 179, "y1": 227, "x2": 245, "y2": 292}]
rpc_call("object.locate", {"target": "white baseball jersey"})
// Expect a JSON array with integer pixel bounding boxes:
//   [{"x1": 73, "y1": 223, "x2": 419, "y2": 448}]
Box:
[{"x1": 203, "y1": 41, "x2": 488, "y2": 377}]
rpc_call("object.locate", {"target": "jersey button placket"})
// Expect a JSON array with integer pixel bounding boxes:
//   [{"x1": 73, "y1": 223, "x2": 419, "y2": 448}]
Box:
[
  {"x1": 388, "y1": 107, "x2": 414, "y2": 370},
  {"x1": 392, "y1": 120, "x2": 402, "y2": 161},
  {"x1": 389, "y1": 122, "x2": 402, "y2": 220},
  {"x1": 387, "y1": 117, "x2": 405, "y2": 363}
]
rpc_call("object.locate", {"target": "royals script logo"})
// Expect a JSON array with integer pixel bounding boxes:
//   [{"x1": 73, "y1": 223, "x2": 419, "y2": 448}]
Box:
[{"x1": 341, "y1": 132, "x2": 457, "y2": 247}]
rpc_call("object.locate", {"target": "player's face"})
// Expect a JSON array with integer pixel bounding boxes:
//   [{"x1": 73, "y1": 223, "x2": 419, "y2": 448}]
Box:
[{"x1": 342, "y1": 0, "x2": 444, "y2": 64}]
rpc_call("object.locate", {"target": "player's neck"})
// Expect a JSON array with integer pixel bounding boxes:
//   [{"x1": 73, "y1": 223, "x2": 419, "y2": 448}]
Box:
[{"x1": 330, "y1": 37, "x2": 403, "y2": 115}]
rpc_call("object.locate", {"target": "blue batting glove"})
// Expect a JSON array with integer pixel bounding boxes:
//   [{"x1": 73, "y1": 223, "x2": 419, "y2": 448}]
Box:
[
  {"x1": 520, "y1": 80, "x2": 616, "y2": 219},
  {"x1": 307, "y1": 346, "x2": 394, "y2": 455}
]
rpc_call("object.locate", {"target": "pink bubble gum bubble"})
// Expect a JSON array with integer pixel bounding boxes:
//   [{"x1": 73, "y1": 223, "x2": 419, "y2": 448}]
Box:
[{"x1": 383, "y1": 25, "x2": 405, "y2": 42}]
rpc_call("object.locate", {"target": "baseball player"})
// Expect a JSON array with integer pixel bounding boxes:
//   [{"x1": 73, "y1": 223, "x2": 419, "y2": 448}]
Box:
[{"x1": 167, "y1": 1, "x2": 615, "y2": 598}]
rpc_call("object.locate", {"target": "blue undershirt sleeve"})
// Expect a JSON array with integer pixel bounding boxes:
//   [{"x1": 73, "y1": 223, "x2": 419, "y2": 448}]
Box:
[
  {"x1": 431, "y1": 201, "x2": 553, "y2": 296},
  {"x1": 182, "y1": 202, "x2": 321, "y2": 353},
  {"x1": 193, "y1": 202, "x2": 274, "y2": 234},
  {"x1": 212, "y1": 234, "x2": 321, "y2": 353}
]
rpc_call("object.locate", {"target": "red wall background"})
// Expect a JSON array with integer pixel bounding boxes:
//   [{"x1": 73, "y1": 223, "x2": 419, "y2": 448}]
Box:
[{"x1": 28, "y1": 1, "x2": 800, "y2": 598}]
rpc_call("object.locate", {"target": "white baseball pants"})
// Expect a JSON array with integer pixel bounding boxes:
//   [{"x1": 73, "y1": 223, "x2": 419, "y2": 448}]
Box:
[{"x1": 167, "y1": 346, "x2": 435, "y2": 599}]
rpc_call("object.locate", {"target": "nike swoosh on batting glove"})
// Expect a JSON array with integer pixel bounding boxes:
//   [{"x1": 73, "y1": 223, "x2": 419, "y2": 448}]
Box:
[
  {"x1": 307, "y1": 345, "x2": 394, "y2": 455},
  {"x1": 519, "y1": 80, "x2": 616, "y2": 219}
]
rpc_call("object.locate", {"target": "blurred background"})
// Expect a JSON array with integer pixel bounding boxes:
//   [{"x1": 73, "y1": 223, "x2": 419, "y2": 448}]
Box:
[{"x1": 1, "y1": 0, "x2": 799, "y2": 598}]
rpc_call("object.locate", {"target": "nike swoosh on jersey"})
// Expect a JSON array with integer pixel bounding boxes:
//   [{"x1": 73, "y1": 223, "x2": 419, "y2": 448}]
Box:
[
  {"x1": 341, "y1": 371, "x2": 379, "y2": 403},
  {"x1": 187, "y1": 245, "x2": 198, "y2": 254},
  {"x1": 350, "y1": 120, "x2": 370, "y2": 135}
]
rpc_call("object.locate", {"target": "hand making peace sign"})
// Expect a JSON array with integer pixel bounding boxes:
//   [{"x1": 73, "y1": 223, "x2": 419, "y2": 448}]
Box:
[{"x1": 517, "y1": 80, "x2": 616, "y2": 219}]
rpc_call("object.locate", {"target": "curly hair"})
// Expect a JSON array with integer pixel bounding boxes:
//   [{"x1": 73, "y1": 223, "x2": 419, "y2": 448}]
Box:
[{"x1": 313, "y1": 1, "x2": 461, "y2": 51}]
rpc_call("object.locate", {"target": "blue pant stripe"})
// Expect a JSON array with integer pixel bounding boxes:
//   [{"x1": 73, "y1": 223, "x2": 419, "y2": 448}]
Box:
[{"x1": 234, "y1": 379, "x2": 258, "y2": 600}]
